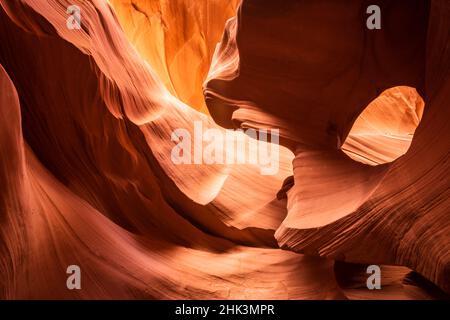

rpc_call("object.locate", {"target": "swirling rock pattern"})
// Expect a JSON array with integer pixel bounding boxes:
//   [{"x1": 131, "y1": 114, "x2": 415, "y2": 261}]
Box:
[
  {"x1": 0, "y1": 0, "x2": 448, "y2": 299},
  {"x1": 205, "y1": 0, "x2": 450, "y2": 294}
]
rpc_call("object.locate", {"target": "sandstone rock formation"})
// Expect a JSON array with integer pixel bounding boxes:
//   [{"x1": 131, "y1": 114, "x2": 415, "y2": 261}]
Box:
[
  {"x1": 0, "y1": 0, "x2": 448, "y2": 299},
  {"x1": 205, "y1": 0, "x2": 450, "y2": 294}
]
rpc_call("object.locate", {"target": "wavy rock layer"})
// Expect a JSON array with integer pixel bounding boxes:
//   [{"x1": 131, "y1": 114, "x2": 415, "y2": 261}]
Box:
[
  {"x1": 110, "y1": 0, "x2": 240, "y2": 114},
  {"x1": 0, "y1": 1, "x2": 334, "y2": 299},
  {"x1": 205, "y1": 0, "x2": 450, "y2": 294},
  {"x1": 0, "y1": 0, "x2": 448, "y2": 299}
]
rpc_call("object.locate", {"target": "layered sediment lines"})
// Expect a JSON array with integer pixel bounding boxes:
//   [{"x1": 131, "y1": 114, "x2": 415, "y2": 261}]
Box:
[
  {"x1": 205, "y1": 0, "x2": 450, "y2": 294},
  {"x1": 109, "y1": 0, "x2": 241, "y2": 114},
  {"x1": 0, "y1": 0, "x2": 448, "y2": 299}
]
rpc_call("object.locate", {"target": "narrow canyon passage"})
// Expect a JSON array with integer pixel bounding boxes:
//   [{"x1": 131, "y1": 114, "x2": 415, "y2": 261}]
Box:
[{"x1": 0, "y1": 0, "x2": 448, "y2": 299}]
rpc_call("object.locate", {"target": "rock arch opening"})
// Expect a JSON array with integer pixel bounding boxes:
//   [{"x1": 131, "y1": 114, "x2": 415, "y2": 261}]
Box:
[{"x1": 342, "y1": 86, "x2": 425, "y2": 165}]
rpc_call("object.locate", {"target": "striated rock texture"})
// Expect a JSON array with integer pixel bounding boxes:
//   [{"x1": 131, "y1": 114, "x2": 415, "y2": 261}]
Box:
[
  {"x1": 205, "y1": 0, "x2": 450, "y2": 294},
  {"x1": 109, "y1": 0, "x2": 240, "y2": 114},
  {"x1": 0, "y1": 0, "x2": 448, "y2": 299}
]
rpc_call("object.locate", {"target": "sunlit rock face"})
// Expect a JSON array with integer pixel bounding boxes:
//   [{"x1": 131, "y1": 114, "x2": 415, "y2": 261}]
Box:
[
  {"x1": 0, "y1": 0, "x2": 449, "y2": 299},
  {"x1": 205, "y1": 0, "x2": 450, "y2": 294},
  {"x1": 343, "y1": 86, "x2": 425, "y2": 165},
  {"x1": 109, "y1": 0, "x2": 240, "y2": 114}
]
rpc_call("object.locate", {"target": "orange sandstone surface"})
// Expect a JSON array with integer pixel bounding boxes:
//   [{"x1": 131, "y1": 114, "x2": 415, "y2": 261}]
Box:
[{"x1": 0, "y1": 0, "x2": 448, "y2": 299}]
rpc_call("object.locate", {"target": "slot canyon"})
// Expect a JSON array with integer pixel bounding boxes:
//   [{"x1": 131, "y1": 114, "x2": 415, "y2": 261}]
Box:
[{"x1": 0, "y1": 0, "x2": 449, "y2": 299}]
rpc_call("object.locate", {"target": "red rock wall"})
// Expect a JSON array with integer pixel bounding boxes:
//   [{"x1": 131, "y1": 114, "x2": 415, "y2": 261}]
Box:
[{"x1": 0, "y1": 0, "x2": 448, "y2": 299}]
